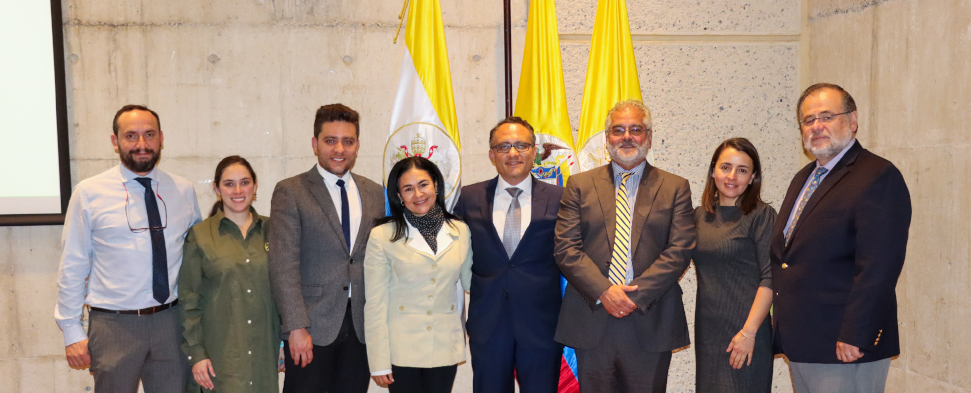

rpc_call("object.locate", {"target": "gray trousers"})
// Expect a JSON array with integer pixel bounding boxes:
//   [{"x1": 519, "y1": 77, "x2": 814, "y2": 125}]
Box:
[
  {"x1": 573, "y1": 317, "x2": 672, "y2": 393},
  {"x1": 789, "y1": 358, "x2": 891, "y2": 393},
  {"x1": 88, "y1": 305, "x2": 189, "y2": 393}
]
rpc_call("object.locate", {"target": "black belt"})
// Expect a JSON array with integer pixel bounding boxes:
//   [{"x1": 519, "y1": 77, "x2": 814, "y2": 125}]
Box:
[{"x1": 90, "y1": 299, "x2": 178, "y2": 316}]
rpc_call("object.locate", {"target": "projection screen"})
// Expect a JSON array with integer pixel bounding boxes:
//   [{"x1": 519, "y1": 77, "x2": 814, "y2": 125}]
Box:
[{"x1": 0, "y1": 0, "x2": 71, "y2": 226}]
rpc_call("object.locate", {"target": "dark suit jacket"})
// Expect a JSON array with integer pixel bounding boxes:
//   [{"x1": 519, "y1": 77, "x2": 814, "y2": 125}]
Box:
[
  {"x1": 771, "y1": 141, "x2": 911, "y2": 363},
  {"x1": 268, "y1": 167, "x2": 386, "y2": 345},
  {"x1": 554, "y1": 164, "x2": 695, "y2": 351},
  {"x1": 453, "y1": 176, "x2": 564, "y2": 349}
]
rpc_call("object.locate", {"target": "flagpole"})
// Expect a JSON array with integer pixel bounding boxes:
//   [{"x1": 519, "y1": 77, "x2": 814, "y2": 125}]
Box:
[{"x1": 503, "y1": 0, "x2": 512, "y2": 116}]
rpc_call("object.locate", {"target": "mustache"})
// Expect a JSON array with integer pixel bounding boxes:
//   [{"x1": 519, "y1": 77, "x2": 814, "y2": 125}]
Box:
[{"x1": 128, "y1": 148, "x2": 157, "y2": 156}]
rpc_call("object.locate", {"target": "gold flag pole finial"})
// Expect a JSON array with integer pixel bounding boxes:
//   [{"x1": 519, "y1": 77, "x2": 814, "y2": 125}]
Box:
[{"x1": 393, "y1": 0, "x2": 411, "y2": 44}]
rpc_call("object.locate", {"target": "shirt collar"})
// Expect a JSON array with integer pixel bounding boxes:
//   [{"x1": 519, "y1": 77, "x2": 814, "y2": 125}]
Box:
[
  {"x1": 118, "y1": 164, "x2": 158, "y2": 183},
  {"x1": 496, "y1": 174, "x2": 533, "y2": 197},
  {"x1": 316, "y1": 163, "x2": 353, "y2": 186},
  {"x1": 611, "y1": 160, "x2": 647, "y2": 178},
  {"x1": 215, "y1": 206, "x2": 264, "y2": 234},
  {"x1": 816, "y1": 138, "x2": 857, "y2": 171}
]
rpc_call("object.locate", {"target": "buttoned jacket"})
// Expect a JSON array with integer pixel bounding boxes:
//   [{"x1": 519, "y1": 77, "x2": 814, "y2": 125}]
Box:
[
  {"x1": 453, "y1": 176, "x2": 564, "y2": 349},
  {"x1": 771, "y1": 141, "x2": 911, "y2": 363},
  {"x1": 363, "y1": 221, "x2": 473, "y2": 371},
  {"x1": 554, "y1": 163, "x2": 696, "y2": 351},
  {"x1": 268, "y1": 167, "x2": 385, "y2": 345}
]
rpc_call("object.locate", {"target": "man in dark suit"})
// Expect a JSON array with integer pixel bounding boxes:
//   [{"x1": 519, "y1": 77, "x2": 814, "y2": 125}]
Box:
[
  {"x1": 453, "y1": 117, "x2": 564, "y2": 393},
  {"x1": 554, "y1": 100, "x2": 696, "y2": 392},
  {"x1": 269, "y1": 104, "x2": 386, "y2": 393},
  {"x1": 772, "y1": 83, "x2": 912, "y2": 392}
]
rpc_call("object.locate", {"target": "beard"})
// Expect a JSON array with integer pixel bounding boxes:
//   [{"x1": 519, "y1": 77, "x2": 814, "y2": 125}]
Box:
[
  {"x1": 608, "y1": 140, "x2": 650, "y2": 168},
  {"x1": 804, "y1": 131, "x2": 852, "y2": 162},
  {"x1": 120, "y1": 148, "x2": 161, "y2": 173}
]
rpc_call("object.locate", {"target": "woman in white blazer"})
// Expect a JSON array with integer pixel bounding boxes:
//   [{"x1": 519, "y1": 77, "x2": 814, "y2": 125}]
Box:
[{"x1": 364, "y1": 156, "x2": 472, "y2": 393}]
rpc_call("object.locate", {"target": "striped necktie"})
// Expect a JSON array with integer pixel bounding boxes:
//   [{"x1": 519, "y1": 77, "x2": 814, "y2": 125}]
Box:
[
  {"x1": 608, "y1": 172, "x2": 634, "y2": 285},
  {"x1": 784, "y1": 167, "x2": 829, "y2": 245}
]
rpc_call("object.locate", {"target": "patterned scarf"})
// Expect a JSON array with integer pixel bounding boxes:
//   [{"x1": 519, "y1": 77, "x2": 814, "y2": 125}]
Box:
[{"x1": 403, "y1": 203, "x2": 445, "y2": 254}]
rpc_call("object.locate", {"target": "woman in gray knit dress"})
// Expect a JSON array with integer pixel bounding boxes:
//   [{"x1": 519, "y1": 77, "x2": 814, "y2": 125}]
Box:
[{"x1": 693, "y1": 138, "x2": 776, "y2": 392}]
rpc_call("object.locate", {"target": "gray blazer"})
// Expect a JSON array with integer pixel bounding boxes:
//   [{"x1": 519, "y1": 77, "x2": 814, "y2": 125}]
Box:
[
  {"x1": 268, "y1": 167, "x2": 386, "y2": 345},
  {"x1": 554, "y1": 164, "x2": 696, "y2": 351}
]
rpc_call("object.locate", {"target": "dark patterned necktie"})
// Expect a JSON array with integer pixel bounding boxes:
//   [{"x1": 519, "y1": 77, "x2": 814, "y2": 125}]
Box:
[
  {"x1": 784, "y1": 167, "x2": 829, "y2": 246},
  {"x1": 336, "y1": 179, "x2": 351, "y2": 250},
  {"x1": 135, "y1": 177, "x2": 168, "y2": 304}
]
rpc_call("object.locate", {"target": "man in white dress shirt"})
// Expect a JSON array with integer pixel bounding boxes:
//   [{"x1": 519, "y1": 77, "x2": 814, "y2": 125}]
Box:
[
  {"x1": 453, "y1": 117, "x2": 565, "y2": 393},
  {"x1": 55, "y1": 105, "x2": 202, "y2": 392},
  {"x1": 268, "y1": 104, "x2": 386, "y2": 393}
]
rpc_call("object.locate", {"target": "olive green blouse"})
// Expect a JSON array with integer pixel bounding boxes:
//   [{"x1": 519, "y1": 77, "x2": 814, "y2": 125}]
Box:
[{"x1": 179, "y1": 207, "x2": 281, "y2": 393}]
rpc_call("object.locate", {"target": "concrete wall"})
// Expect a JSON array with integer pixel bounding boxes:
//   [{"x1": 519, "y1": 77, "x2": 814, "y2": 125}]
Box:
[
  {"x1": 1, "y1": 0, "x2": 805, "y2": 391},
  {"x1": 806, "y1": 1, "x2": 971, "y2": 392}
]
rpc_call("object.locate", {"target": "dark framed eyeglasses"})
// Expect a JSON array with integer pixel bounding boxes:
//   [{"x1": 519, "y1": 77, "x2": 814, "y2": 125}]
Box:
[
  {"x1": 608, "y1": 126, "x2": 650, "y2": 137},
  {"x1": 123, "y1": 182, "x2": 168, "y2": 233},
  {"x1": 491, "y1": 142, "x2": 534, "y2": 153},
  {"x1": 800, "y1": 111, "x2": 852, "y2": 127}
]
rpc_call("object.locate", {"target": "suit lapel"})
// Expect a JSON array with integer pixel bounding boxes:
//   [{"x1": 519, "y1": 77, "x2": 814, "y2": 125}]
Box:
[
  {"x1": 481, "y1": 177, "x2": 508, "y2": 254},
  {"x1": 773, "y1": 163, "x2": 813, "y2": 253},
  {"x1": 786, "y1": 142, "x2": 863, "y2": 246},
  {"x1": 594, "y1": 166, "x2": 618, "y2": 248},
  {"x1": 403, "y1": 221, "x2": 460, "y2": 261},
  {"x1": 351, "y1": 173, "x2": 380, "y2": 256},
  {"x1": 524, "y1": 177, "x2": 550, "y2": 238},
  {"x1": 302, "y1": 168, "x2": 349, "y2": 254},
  {"x1": 630, "y1": 165, "x2": 662, "y2": 256}
]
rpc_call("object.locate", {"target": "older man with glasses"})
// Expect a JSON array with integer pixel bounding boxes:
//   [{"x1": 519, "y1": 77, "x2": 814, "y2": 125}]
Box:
[
  {"x1": 553, "y1": 100, "x2": 696, "y2": 393},
  {"x1": 771, "y1": 83, "x2": 911, "y2": 392},
  {"x1": 55, "y1": 105, "x2": 202, "y2": 393}
]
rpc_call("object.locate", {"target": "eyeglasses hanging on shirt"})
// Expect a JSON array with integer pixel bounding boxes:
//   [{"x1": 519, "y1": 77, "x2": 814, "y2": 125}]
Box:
[{"x1": 123, "y1": 181, "x2": 168, "y2": 232}]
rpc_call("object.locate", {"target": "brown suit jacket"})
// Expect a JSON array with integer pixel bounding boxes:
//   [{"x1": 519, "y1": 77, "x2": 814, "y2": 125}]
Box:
[
  {"x1": 268, "y1": 167, "x2": 386, "y2": 345},
  {"x1": 554, "y1": 163, "x2": 695, "y2": 351}
]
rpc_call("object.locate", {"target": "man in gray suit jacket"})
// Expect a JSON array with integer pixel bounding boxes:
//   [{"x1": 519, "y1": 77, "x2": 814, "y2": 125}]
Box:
[
  {"x1": 554, "y1": 100, "x2": 696, "y2": 393},
  {"x1": 269, "y1": 104, "x2": 386, "y2": 393}
]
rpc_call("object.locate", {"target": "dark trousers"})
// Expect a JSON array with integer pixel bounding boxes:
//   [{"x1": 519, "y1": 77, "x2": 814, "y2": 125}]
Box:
[
  {"x1": 574, "y1": 317, "x2": 672, "y2": 393},
  {"x1": 282, "y1": 302, "x2": 370, "y2": 393},
  {"x1": 387, "y1": 364, "x2": 457, "y2": 393},
  {"x1": 470, "y1": 310, "x2": 562, "y2": 393},
  {"x1": 87, "y1": 305, "x2": 188, "y2": 393}
]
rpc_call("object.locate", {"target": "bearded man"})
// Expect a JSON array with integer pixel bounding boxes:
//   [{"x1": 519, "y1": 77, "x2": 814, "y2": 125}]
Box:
[
  {"x1": 553, "y1": 100, "x2": 696, "y2": 393},
  {"x1": 55, "y1": 105, "x2": 202, "y2": 393},
  {"x1": 771, "y1": 83, "x2": 911, "y2": 392}
]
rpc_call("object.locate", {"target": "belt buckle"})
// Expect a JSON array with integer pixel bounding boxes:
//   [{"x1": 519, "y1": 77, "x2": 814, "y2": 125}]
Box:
[{"x1": 137, "y1": 307, "x2": 145, "y2": 316}]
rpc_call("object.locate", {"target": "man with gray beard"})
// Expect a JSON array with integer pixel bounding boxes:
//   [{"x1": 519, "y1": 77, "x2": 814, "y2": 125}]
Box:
[
  {"x1": 771, "y1": 83, "x2": 911, "y2": 392},
  {"x1": 55, "y1": 105, "x2": 202, "y2": 392},
  {"x1": 553, "y1": 100, "x2": 696, "y2": 392}
]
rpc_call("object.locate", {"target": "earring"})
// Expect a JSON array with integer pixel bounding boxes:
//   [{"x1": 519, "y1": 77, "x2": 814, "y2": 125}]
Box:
[
  {"x1": 400, "y1": 200, "x2": 405, "y2": 206},
  {"x1": 217, "y1": 195, "x2": 222, "y2": 202},
  {"x1": 253, "y1": 193, "x2": 258, "y2": 201}
]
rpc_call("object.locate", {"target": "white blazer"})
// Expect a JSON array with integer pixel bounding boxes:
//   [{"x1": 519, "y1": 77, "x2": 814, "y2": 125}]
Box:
[{"x1": 363, "y1": 220, "x2": 473, "y2": 372}]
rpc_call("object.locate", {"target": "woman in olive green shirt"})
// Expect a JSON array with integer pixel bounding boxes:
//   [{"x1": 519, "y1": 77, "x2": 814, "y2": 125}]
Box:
[{"x1": 180, "y1": 156, "x2": 280, "y2": 392}]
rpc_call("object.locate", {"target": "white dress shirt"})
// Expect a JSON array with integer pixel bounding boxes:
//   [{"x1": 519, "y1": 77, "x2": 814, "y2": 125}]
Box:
[
  {"x1": 317, "y1": 164, "x2": 362, "y2": 298},
  {"x1": 492, "y1": 175, "x2": 533, "y2": 240},
  {"x1": 55, "y1": 165, "x2": 202, "y2": 346}
]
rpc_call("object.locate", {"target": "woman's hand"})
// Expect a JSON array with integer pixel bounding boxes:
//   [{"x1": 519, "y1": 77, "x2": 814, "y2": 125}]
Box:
[
  {"x1": 371, "y1": 373, "x2": 394, "y2": 387},
  {"x1": 725, "y1": 331, "x2": 756, "y2": 369},
  {"x1": 192, "y1": 359, "x2": 216, "y2": 390}
]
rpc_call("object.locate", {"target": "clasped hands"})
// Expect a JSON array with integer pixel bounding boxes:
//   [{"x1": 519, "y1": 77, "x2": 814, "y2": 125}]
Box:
[{"x1": 600, "y1": 284, "x2": 638, "y2": 318}]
